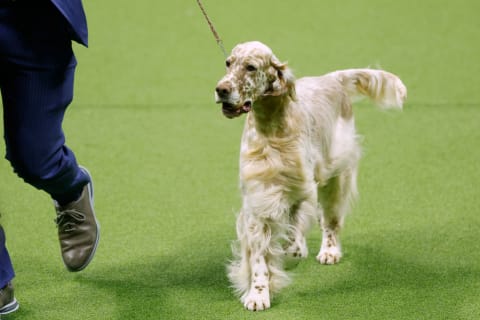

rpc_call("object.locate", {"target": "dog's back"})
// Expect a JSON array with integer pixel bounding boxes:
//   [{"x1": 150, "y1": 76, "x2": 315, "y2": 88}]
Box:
[{"x1": 293, "y1": 69, "x2": 407, "y2": 183}]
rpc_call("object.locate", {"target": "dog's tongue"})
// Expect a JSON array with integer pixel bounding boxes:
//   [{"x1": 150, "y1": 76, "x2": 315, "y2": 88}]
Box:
[{"x1": 242, "y1": 101, "x2": 252, "y2": 113}]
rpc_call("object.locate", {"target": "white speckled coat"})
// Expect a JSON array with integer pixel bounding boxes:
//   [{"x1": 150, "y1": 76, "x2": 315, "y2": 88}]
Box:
[{"x1": 215, "y1": 41, "x2": 406, "y2": 311}]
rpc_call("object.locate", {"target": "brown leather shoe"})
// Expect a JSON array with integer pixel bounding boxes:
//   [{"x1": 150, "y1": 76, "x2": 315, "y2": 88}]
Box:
[
  {"x1": 55, "y1": 167, "x2": 100, "y2": 272},
  {"x1": 0, "y1": 282, "x2": 19, "y2": 315}
]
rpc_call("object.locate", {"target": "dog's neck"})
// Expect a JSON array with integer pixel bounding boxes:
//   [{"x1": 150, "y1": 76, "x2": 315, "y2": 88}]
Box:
[{"x1": 248, "y1": 94, "x2": 294, "y2": 137}]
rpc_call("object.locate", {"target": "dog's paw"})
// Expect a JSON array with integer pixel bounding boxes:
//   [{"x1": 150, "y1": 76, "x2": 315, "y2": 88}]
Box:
[
  {"x1": 284, "y1": 241, "x2": 308, "y2": 270},
  {"x1": 317, "y1": 229, "x2": 342, "y2": 264},
  {"x1": 243, "y1": 288, "x2": 271, "y2": 311},
  {"x1": 316, "y1": 248, "x2": 342, "y2": 265},
  {"x1": 284, "y1": 241, "x2": 308, "y2": 259}
]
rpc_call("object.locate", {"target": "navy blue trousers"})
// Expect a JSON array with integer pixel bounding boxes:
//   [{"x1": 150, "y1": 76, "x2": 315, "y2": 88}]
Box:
[
  {"x1": 0, "y1": 226, "x2": 14, "y2": 289},
  {"x1": 0, "y1": 0, "x2": 90, "y2": 285}
]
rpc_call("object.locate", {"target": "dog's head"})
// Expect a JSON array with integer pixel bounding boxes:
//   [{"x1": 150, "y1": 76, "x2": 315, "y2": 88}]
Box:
[{"x1": 215, "y1": 41, "x2": 296, "y2": 119}]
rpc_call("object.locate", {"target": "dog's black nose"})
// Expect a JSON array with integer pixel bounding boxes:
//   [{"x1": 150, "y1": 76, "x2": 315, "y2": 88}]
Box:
[{"x1": 216, "y1": 83, "x2": 232, "y2": 97}]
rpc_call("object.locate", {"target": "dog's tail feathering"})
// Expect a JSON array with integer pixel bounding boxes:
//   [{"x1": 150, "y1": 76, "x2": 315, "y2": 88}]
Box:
[{"x1": 333, "y1": 69, "x2": 407, "y2": 109}]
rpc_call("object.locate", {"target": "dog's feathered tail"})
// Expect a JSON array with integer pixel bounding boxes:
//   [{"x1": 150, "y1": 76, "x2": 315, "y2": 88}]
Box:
[{"x1": 332, "y1": 69, "x2": 407, "y2": 109}]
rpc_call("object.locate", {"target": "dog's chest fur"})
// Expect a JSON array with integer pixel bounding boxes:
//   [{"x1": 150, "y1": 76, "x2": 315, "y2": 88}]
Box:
[{"x1": 239, "y1": 106, "x2": 310, "y2": 198}]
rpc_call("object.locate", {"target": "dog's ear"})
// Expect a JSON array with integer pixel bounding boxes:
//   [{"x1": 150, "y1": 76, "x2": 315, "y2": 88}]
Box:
[{"x1": 265, "y1": 55, "x2": 296, "y2": 100}]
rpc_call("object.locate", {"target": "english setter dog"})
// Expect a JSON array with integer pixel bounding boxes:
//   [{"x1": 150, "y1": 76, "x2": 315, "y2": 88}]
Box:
[{"x1": 214, "y1": 41, "x2": 406, "y2": 311}]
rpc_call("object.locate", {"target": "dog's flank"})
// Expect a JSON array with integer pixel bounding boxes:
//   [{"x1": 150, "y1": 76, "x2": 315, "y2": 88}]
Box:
[{"x1": 216, "y1": 41, "x2": 406, "y2": 311}]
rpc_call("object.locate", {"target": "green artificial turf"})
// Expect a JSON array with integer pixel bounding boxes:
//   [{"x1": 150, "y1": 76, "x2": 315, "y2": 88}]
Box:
[{"x1": 1, "y1": 0, "x2": 480, "y2": 319}]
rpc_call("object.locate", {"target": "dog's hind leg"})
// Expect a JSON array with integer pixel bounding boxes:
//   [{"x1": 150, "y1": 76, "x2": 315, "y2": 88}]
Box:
[
  {"x1": 284, "y1": 194, "x2": 317, "y2": 264},
  {"x1": 316, "y1": 169, "x2": 357, "y2": 264}
]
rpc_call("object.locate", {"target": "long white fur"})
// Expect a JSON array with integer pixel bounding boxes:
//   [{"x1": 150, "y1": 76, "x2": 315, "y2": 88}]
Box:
[{"x1": 215, "y1": 41, "x2": 407, "y2": 311}]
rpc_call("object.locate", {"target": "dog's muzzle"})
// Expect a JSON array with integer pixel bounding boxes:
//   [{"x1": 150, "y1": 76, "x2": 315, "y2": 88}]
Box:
[
  {"x1": 221, "y1": 101, "x2": 252, "y2": 119},
  {"x1": 215, "y1": 82, "x2": 252, "y2": 118}
]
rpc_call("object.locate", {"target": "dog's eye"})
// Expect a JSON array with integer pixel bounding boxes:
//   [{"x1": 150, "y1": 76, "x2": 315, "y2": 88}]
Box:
[
  {"x1": 226, "y1": 60, "x2": 231, "y2": 68},
  {"x1": 246, "y1": 65, "x2": 257, "y2": 72}
]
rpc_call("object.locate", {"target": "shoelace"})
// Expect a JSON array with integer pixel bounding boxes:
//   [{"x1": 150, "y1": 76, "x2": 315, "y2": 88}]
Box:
[{"x1": 55, "y1": 209, "x2": 85, "y2": 232}]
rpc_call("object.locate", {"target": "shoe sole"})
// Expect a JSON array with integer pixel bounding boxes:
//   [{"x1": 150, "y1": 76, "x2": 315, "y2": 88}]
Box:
[
  {"x1": 66, "y1": 166, "x2": 101, "y2": 272},
  {"x1": 0, "y1": 298, "x2": 19, "y2": 315}
]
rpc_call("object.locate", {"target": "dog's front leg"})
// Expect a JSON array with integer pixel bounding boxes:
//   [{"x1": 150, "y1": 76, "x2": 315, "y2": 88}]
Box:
[
  {"x1": 233, "y1": 189, "x2": 290, "y2": 310},
  {"x1": 243, "y1": 255, "x2": 270, "y2": 311},
  {"x1": 316, "y1": 226, "x2": 342, "y2": 264}
]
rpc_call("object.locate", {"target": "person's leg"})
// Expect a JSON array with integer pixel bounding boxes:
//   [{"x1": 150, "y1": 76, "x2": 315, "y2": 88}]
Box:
[
  {"x1": 0, "y1": 0, "x2": 89, "y2": 204},
  {"x1": 1, "y1": 56, "x2": 90, "y2": 205},
  {"x1": 0, "y1": 0, "x2": 99, "y2": 271},
  {"x1": 0, "y1": 226, "x2": 19, "y2": 315},
  {"x1": 0, "y1": 226, "x2": 14, "y2": 290}
]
